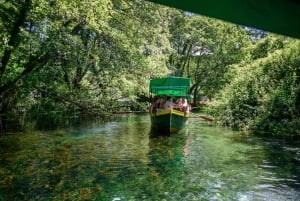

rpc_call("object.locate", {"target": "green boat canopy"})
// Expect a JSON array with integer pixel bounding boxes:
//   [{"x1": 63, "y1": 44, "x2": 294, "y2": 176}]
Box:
[{"x1": 150, "y1": 77, "x2": 190, "y2": 96}]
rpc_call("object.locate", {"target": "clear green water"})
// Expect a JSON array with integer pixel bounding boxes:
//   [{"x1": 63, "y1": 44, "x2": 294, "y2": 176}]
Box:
[{"x1": 0, "y1": 114, "x2": 299, "y2": 201}]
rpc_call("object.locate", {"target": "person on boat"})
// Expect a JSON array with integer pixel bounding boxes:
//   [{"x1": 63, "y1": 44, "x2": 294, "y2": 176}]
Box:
[
  {"x1": 182, "y1": 98, "x2": 190, "y2": 113},
  {"x1": 150, "y1": 96, "x2": 158, "y2": 114},
  {"x1": 175, "y1": 98, "x2": 183, "y2": 110},
  {"x1": 164, "y1": 96, "x2": 174, "y2": 110},
  {"x1": 157, "y1": 97, "x2": 164, "y2": 111}
]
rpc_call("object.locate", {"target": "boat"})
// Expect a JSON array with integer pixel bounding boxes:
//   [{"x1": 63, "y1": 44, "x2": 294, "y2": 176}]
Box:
[{"x1": 149, "y1": 77, "x2": 191, "y2": 134}]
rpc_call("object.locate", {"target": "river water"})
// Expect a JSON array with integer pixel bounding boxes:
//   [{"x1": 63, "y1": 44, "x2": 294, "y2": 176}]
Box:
[{"x1": 0, "y1": 114, "x2": 299, "y2": 201}]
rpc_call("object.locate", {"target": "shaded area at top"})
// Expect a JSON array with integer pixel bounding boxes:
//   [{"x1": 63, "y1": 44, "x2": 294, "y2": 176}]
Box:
[{"x1": 147, "y1": 0, "x2": 300, "y2": 39}]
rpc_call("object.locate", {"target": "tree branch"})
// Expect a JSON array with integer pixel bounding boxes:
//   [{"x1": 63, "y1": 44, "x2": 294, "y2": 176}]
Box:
[{"x1": 0, "y1": 52, "x2": 49, "y2": 96}]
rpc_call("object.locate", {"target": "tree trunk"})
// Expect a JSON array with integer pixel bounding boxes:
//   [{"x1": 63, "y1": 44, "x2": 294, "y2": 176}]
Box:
[
  {"x1": 0, "y1": 0, "x2": 32, "y2": 77},
  {"x1": 0, "y1": 95, "x2": 9, "y2": 134}
]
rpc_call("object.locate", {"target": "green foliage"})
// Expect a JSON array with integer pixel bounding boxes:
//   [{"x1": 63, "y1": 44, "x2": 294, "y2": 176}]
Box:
[
  {"x1": 167, "y1": 13, "x2": 252, "y2": 104},
  {"x1": 209, "y1": 37, "x2": 300, "y2": 138},
  {"x1": 251, "y1": 35, "x2": 285, "y2": 60},
  {"x1": 1, "y1": 0, "x2": 299, "y2": 139},
  {"x1": 0, "y1": 0, "x2": 171, "y2": 123}
]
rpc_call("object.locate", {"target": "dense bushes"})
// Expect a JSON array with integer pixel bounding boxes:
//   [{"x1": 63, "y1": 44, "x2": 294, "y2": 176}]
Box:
[{"x1": 209, "y1": 38, "x2": 300, "y2": 138}]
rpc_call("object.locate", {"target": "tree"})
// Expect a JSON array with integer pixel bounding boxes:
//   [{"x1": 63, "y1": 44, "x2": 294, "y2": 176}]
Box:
[
  {"x1": 209, "y1": 36, "x2": 300, "y2": 138},
  {"x1": 167, "y1": 13, "x2": 251, "y2": 105},
  {"x1": 0, "y1": 0, "x2": 175, "y2": 133}
]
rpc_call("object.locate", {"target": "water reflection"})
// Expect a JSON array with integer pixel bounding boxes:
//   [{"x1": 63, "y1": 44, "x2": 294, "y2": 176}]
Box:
[
  {"x1": 141, "y1": 131, "x2": 188, "y2": 200},
  {"x1": 0, "y1": 114, "x2": 299, "y2": 200}
]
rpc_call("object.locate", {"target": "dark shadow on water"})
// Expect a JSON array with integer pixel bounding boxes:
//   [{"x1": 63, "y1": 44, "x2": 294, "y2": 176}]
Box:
[
  {"x1": 33, "y1": 115, "x2": 114, "y2": 131},
  {"x1": 3, "y1": 114, "x2": 126, "y2": 133},
  {"x1": 260, "y1": 138, "x2": 300, "y2": 189},
  {"x1": 149, "y1": 129, "x2": 171, "y2": 138},
  {"x1": 230, "y1": 134, "x2": 300, "y2": 193},
  {"x1": 149, "y1": 127, "x2": 188, "y2": 138}
]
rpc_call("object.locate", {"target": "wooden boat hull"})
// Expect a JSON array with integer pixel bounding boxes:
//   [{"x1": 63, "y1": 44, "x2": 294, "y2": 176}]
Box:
[{"x1": 150, "y1": 109, "x2": 188, "y2": 134}]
